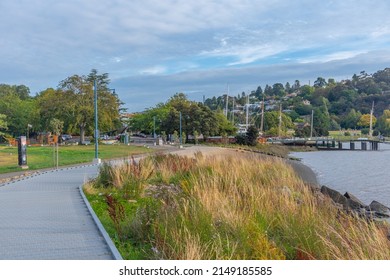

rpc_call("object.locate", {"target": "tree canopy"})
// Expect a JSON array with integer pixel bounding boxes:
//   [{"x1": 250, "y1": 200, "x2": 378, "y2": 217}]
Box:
[{"x1": 130, "y1": 93, "x2": 236, "y2": 139}]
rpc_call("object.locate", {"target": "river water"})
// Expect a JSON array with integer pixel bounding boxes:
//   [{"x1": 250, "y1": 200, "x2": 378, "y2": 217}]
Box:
[{"x1": 291, "y1": 143, "x2": 390, "y2": 207}]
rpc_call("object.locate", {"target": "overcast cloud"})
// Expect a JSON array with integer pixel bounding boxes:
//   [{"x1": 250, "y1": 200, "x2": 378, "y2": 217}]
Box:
[{"x1": 1, "y1": 0, "x2": 390, "y2": 111}]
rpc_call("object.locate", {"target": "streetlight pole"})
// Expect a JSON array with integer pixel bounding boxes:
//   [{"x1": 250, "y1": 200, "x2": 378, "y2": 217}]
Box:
[
  {"x1": 179, "y1": 112, "x2": 182, "y2": 148},
  {"x1": 153, "y1": 116, "x2": 157, "y2": 145},
  {"x1": 93, "y1": 79, "x2": 100, "y2": 164}
]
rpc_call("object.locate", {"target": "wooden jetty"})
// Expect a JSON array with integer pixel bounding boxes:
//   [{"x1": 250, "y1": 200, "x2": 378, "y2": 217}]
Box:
[{"x1": 281, "y1": 137, "x2": 380, "y2": 151}]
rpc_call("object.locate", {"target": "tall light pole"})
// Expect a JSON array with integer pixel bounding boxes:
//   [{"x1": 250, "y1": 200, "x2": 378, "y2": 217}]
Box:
[
  {"x1": 153, "y1": 116, "x2": 156, "y2": 139},
  {"x1": 179, "y1": 112, "x2": 182, "y2": 148},
  {"x1": 93, "y1": 80, "x2": 100, "y2": 163}
]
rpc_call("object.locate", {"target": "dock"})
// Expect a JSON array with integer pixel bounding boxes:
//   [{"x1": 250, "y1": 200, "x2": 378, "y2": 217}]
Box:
[{"x1": 282, "y1": 137, "x2": 380, "y2": 151}]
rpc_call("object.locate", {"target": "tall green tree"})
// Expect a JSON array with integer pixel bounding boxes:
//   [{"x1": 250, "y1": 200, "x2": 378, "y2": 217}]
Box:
[
  {"x1": 263, "y1": 111, "x2": 294, "y2": 136},
  {"x1": 130, "y1": 93, "x2": 236, "y2": 139},
  {"x1": 37, "y1": 70, "x2": 122, "y2": 143},
  {"x1": 0, "y1": 87, "x2": 39, "y2": 136},
  {"x1": 376, "y1": 110, "x2": 390, "y2": 136},
  {"x1": 314, "y1": 77, "x2": 327, "y2": 88},
  {"x1": 0, "y1": 114, "x2": 8, "y2": 139},
  {"x1": 341, "y1": 109, "x2": 362, "y2": 129}
]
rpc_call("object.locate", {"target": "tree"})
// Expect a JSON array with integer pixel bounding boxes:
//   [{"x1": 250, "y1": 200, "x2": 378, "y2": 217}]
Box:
[
  {"x1": 39, "y1": 70, "x2": 122, "y2": 143},
  {"x1": 0, "y1": 114, "x2": 8, "y2": 139},
  {"x1": 341, "y1": 109, "x2": 361, "y2": 129},
  {"x1": 0, "y1": 88, "x2": 39, "y2": 136},
  {"x1": 131, "y1": 93, "x2": 235, "y2": 140},
  {"x1": 263, "y1": 111, "x2": 294, "y2": 136},
  {"x1": 358, "y1": 114, "x2": 376, "y2": 128},
  {"x1": 264, "y1": 84, "x2": 273, "y2": 96},
  {"x1": 312, "y1": 107, "x2": 330, "y2": 136},
  {"x1": 293, "y1": 80, "x2": 301, "y2": 91},
  {"x1": 314, "y1": 77, "x2": 327, "y2": 88},
  {"x1": 254, "y1": 86, "x2": 263, "y2": 99},
  {"x1": 49, "y1": 118, "x2": 64, "y2": 136},
  {"x1": 272, "y1": 83, "x2": 285, "y2": 97},
  {"x1": 246, "y1": 125, "x2": 259, "y2": 146},
  {"x1": 300, "y1": 85, "x2": 314, "y2": 99},
  {"x1": 376, "y1": 110, "x2": 390, "y2": 136},
  {"x1": 285, "y1": 82, "x2": 291, "y2": 93}
]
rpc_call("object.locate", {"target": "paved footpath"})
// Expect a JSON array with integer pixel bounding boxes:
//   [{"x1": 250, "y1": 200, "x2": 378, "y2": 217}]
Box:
[
  {"x1": 0, "y1": 146, "x2": 236, "y2": 260},
  {"x1": 0, "y1": 164, "x2": 118, "y2": 260}
]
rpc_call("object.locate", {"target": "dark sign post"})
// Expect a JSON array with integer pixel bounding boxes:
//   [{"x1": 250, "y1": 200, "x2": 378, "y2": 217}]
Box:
[{"x1": 17, "y1": 136, "x2": 28, "y2": 169}]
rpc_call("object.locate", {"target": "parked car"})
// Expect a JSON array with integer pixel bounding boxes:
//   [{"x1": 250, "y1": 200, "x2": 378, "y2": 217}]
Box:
[{"x1": 61, "y1": 134, "x2": 72, "y2": 141}]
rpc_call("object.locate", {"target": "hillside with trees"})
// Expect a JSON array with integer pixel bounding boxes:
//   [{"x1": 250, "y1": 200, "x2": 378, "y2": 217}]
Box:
[
  {"x1": 204, "y1": 67, "x2": 390, "y2": 137},
  {"x1": 2, "y1": 67, "x2": 390, "y2": 142}
]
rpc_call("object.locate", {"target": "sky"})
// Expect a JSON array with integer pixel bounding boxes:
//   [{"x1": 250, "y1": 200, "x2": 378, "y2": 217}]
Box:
[{"x1": 1, "y1": 0, "x2": 390, "y2": 112}]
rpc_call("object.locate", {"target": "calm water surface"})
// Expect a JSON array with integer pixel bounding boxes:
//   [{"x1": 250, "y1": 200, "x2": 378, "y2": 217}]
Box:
[{"x1": 291, "y1": 143, "x2": 390, "y2": 207}]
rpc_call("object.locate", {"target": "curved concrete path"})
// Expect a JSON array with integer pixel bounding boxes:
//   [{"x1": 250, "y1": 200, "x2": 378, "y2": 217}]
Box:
[{"x1": 0, "y1": 164, "x2": 117, "y2": 260}]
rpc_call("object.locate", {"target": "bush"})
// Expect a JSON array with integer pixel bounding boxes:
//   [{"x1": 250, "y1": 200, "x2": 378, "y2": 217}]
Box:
[
  {"x1": 235, "y1": 125, "x2": 259, "y2": 146},
  {"x1": 361, "y1": 128, "x2": 369, "y2": 135}
]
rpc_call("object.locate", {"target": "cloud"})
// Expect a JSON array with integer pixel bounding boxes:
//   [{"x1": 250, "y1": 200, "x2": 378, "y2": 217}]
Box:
[
  {"x1": 1, "y1": 0, "x2": 390, "y2": 110},
  {"x1": 113, "y1": 50, "x2": 390, "y2": 112},
  {"x1": 298, "y1": 50, "x2": 369, "y2": 64},
  {"x1": 139, "y1": 66, "x2": 167, "y2": 75}
]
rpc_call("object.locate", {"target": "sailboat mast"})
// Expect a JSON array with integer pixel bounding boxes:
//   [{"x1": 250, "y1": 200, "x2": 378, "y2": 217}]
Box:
[
  {"x1": 232, "y1": 96, "x2": 235, "y2": 124},
  {"x1": 369, "y1": 101, "x2": 374, "y2": 138},
  {"x1": 278, "y1": 103, "x2": 282, "y2": 138},
  {"x1": 260, "y1": 95, "x2": 265, "y2": 133},
  {"x1": 310, "y1": 109, "x2": 314, "y2": 139},
  {"x1": 246, "y1": 94, "x2": 249, "y2": 130},
  {"x1": 225, "y1": 84, "x2": 229, "y2": 118}
]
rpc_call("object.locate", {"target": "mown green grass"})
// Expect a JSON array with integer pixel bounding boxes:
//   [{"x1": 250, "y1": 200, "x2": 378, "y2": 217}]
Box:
[{"x1": 0, "y1": 144, "x2": 151, "y2": 174}]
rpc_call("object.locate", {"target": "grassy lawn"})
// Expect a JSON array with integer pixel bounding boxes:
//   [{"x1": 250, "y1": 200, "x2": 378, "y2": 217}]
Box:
[
  {"x1": 0, "y1": 144, "x2": 151, "y2": 174},
  {"x1": 328, "y1": 130, "x2": 362, "y2": 140}
]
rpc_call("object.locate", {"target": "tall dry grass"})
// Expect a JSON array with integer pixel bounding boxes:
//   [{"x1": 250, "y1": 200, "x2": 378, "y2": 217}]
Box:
[
  {"x1": 93, "y1": 152, "x2": 390, "y2": 259},
  {"x1": 149, "y1": 153, "x2": 390, "y2": 259}
]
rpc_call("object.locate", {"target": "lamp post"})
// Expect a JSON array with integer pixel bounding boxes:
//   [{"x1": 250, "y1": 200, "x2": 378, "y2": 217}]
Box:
[
  {"x1": 153, "y1": 116, "x2": 156, "y2": 139},
  {"x1": 93, "y1": 83, "x2": 115, "y2": 163},
  {"x1": 93, "y1": 80, "x2": 100, "y2": 163},
  {"x1": 179, "y1": 112, "x2": 182, "y2": 148}
]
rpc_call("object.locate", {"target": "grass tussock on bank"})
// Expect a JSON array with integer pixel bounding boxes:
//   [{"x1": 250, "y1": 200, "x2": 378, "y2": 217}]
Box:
[{"x1": 85, "y1": 152, "x2": 390, "y2": 260}]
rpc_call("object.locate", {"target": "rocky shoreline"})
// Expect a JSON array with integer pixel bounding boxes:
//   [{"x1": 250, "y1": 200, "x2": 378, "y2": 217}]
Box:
[
  {"x1": 289, "y1": 159, "x2": 390, "y2": 225},
  {"x1": 317, "y1": 185, "x2": 390, "y2": 222}
]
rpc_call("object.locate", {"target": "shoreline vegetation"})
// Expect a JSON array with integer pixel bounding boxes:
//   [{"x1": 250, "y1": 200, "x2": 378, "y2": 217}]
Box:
[{"x1": 84, "y1": 145, "x2": 390, "y2": 260}]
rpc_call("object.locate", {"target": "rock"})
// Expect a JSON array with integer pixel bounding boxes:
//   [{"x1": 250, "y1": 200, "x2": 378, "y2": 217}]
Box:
[
  {"x1": 368, "y1": 200, "x2": 390, "y2": 213},
  {"x1": 321, "y1": 186, "x2": 348, "y2": 208},
  {"x1": 344, "y1": 192, "x2": 367, "y2": 210}
]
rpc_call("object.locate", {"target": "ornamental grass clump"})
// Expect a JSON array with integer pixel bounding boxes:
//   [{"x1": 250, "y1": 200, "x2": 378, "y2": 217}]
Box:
[{"x1": 88, "y1": 152, "x2": 390, "y2": 260}]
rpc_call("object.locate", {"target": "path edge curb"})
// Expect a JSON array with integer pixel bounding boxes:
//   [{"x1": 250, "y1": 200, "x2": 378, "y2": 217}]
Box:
[{"x1": 79, "y1": 184, "x2": 123, "y2": 260}]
